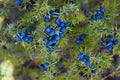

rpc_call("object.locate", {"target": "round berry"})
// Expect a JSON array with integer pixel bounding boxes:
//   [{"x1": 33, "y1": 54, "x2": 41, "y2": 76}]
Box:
[
  {"x1": 28, "y1": 37, "x2": 33, "y2": 43},
  {"x1": 84, "y1": 55, "x2": 90, "y2": 61},
  {"x1": 39, "y1": 64, "x2": 45, "y2": 70},
  {"x1": 50, "y1": 10, "x2": 55, "y2": 16},
  {"x1": 113, "y1": 39, "x2": 118, "y2": 45},
  {"x1": 53, "y1": 73, "x2": 58, "y2": 77},
  {"x1": 100, "y1": 7, "x2": 105, "y2": 13},
  {"x1": 60, "y1": 22, "x2": 65, "y2": 27},
  {"x1": 55, "y1": 18, "x2": 61, "y2": 25},
  {"x1": 23, "y1": 36, "x2": 29, "y2": 42},
  {"x1": 44, "y1": 38, "x2": 49, "y2": 43},
  {"x1": 85, "y1": 61, "x2": 90, "y2": 66},
  {"x1": 19, "y1": 32, "x2": 26, "y2": 38},
  {"x1": 49, "y1": 29, "x2": 55, "y2": 36},
  {"x1": 2, "y1": 45, "x2": 7, "y2": 51},
  {"x1": 43, "y1": 62, "x2": 49, "y2": 68},
  {"x1": 47, "y1": 40, "x2": 53, "y2": 45},
  {"x1": 54, "y1": 9, "x2": 60, "y2": 14},
  {"x1": 15, "y1": 35, "x2": 21, "y2": 41},
  {"x1": 107, "y1": 45, "x2": 113, "y2": 51},
  {"x1": 78, "y1": 53, "x2": 84, "y2": 59},
  {"x1": 26, "y1": 29, "x2": 32, "y2": 35},
  {"x1": 55, "y1": 35, "x2": 60, "y2": 41},
  {"x1": 91, "y1": 15, "x2": 96, "y2": 20},
  {"x1": 44, "y1": 17, "x2": 50, "y2": 22},
  {"x1": 108, "y1": 35, "x2": 113, "y2": 40},
  {"x1": 95, "y1": 15, "x2": 101, "y2": 19},
  {"x1": 96, "y1": 10, "x2": 102, "y2": 15},
  {"x1": 0, "y1": 4, "x2": 4, "y2": 8},
  {"x1": 79, "y1": 57, "x2": 84, "y2": 62},
  {"x1": 52, "y1": 44, "x2": 57, "y2": 50},
  {"x1": 52, "y1": 39, "x2": 57, "y2": 43},
  {"x1": 59, "y1": 33, "x2": 64, "y2": 38},
  {"x1": 80, "y1": 34, "x2": 86, "y2": 41},
  {"x1": 76, "y1": 39, "x2": 81, "y2": 44},
  {"x1": 91, "y1": 70, "x2": 96, "y2": 74},
  {"x1": 16, "y1": 0, "x2": 22, "y2": 6},
  {"x1": 45, "y1": 27, "x2": 51, "y2": 33},
  {"x1": 102, "y1": 15, "x2": 107, "y2": 19},
  {"x1": 107, "y1": 40, "x2": 113, "y2": 46},
  {"x1": 60, "y1": 27, "x2": 66, "y2": 33},
  {"x1": 90, "y1": 65, "x2": 94, "y2": 69}
]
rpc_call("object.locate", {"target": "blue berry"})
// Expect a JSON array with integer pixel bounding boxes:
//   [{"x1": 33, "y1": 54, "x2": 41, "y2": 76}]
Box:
[
  {"x1": 52, "y1": 39, "x2": 57, "y2": 43},
  {"x1": 91, "y1": 70, "x2": 96, "y2": 74},
  {"x1": 76, "y1": 39, "x2": 81, "y2": 44},
  {"x1": 39, "y1": 64, "x2": 45, "y2": 70},
  {"x1": 91, "y1": 15, "x2": 96, "y2": 20},
  {"x1": 100, "y1": 7, "x2": 105, "y2": 13},
  {"x1": 96, "y1": 10, "x2": 102, "y2": 15},
  {"x1": 59, "y1": 33, "x2": 64, "y2": 38},
  {"x1": 107, "y1": 40, "x2": 113, "y2": 46},
  {"x1": 19, "y1": 32, "x2": 26, "y2": 38},
  {"x1": 26, "y1": 29, "x2": 32, "y2": 35},
  {"x1": 90, "y1": 65, "x2": 94, "y2": 69},
  {"x1": 102, "y1": 15, "x2": 107, "y2": 19},
  {"x1": 47, "y1": 40, "x2": 53, "y2": 45},
  {"x1": 108, "y1": 35, "x2": 113, "y2": 40},
  {"x1": 95, "y1": 15, "x2": 101, "y2": 19},
  {"x1": 49, "y1": 29, "x2": 55, "y2": 36},
  {"x1": 54, "y1": 9, "x2": 60, "y2": 14},
  {"x1": 15, "y1": 35, "x2": 21, "y2": 41},
  {"x1": 2, "y1": 45, "x2": 7, "y2": 51},
  {"x1": 23, "y1": 36, "x2": 29, "y2": 42},
  {"x1": 60, "y1": 27, "x2": 66, "y2": 33},
  {"x1": 44, "y1": 17, "x2": 50, "y2": 22},
  {"x1": 107, "y1": 45, "x2": 113, "y2": 51},
  {"x1": 113, "y1": 39, "x2": 118, "y2": 45},
  {"x1": 85, "y1": 61, "x2": 90, "y2": 66},
  {"x1": 44, "y1": 38, "x2": 49, "y2": 43},
  {"x1": 55, "y1": 18, "x2": 61, "y2": 25},
  {"x1": 0, "y1": 4, "x2": 4, "y2": 8},
  {"x1": 80, "y1": 34, "x2": 86, "y2": 41},
  {"x1": 53, "y1": 73, "x2": 58, "y2": 77},
  {"x1": 84, "y1": 55, "x2": 90, "y2": 61},
  {"x1": 78, "y1": 53, "x2": 84, "y2": 59},
  {"x1": 79, "y1": 57, "x2": 84, "y2": 62},
  {"x1": 54, "y1": 35, "x2": 60, "y2": 41},
  {"x1": 45, "y1": 27, "x2": 51, "y2": 33},
  {"x1": 50, "y1": 10, "x2": 55, "y2": 16},
  {"x1": 60, "y1": 22, "x2": 65, "y2": 27},
  {"x1": 52, "y1": 44, "x2": 57, "y2": 49},
  {"x1": 16, "y1": 0, "x2": 22, "y2": 6},
  {"x1": 64, "y1": 22, "x2": 69, "y2": 27},
  {"x1": 28, "y1": 37, "x2": 33, "y2": 43},
  {"x1": 43, "y1": 62, "x2": 49, "y2": 68}
]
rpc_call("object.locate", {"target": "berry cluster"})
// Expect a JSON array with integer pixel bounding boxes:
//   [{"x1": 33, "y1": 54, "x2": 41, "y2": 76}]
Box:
[
  {"x1": 15, "y1": 29, "x2": 33, "y2": 43},
  {"x1": 39, "y1": 62, "x2": 49, "y2": 70},
  {"x1": 101, "y1": 35, "x2": 119, "y2": 51},
  {"x1": 76, "y1": 34, "x2": 86, "y2": 44},
  {"x1": 78, "y1": 53, "x2": 96, "y2": 74},
  {"x1": 91, "y1": 7, "x2": 107, "y2": 20},
  {"x1": 44, "y1": 9, "x2": 69, "y2": 53}
]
